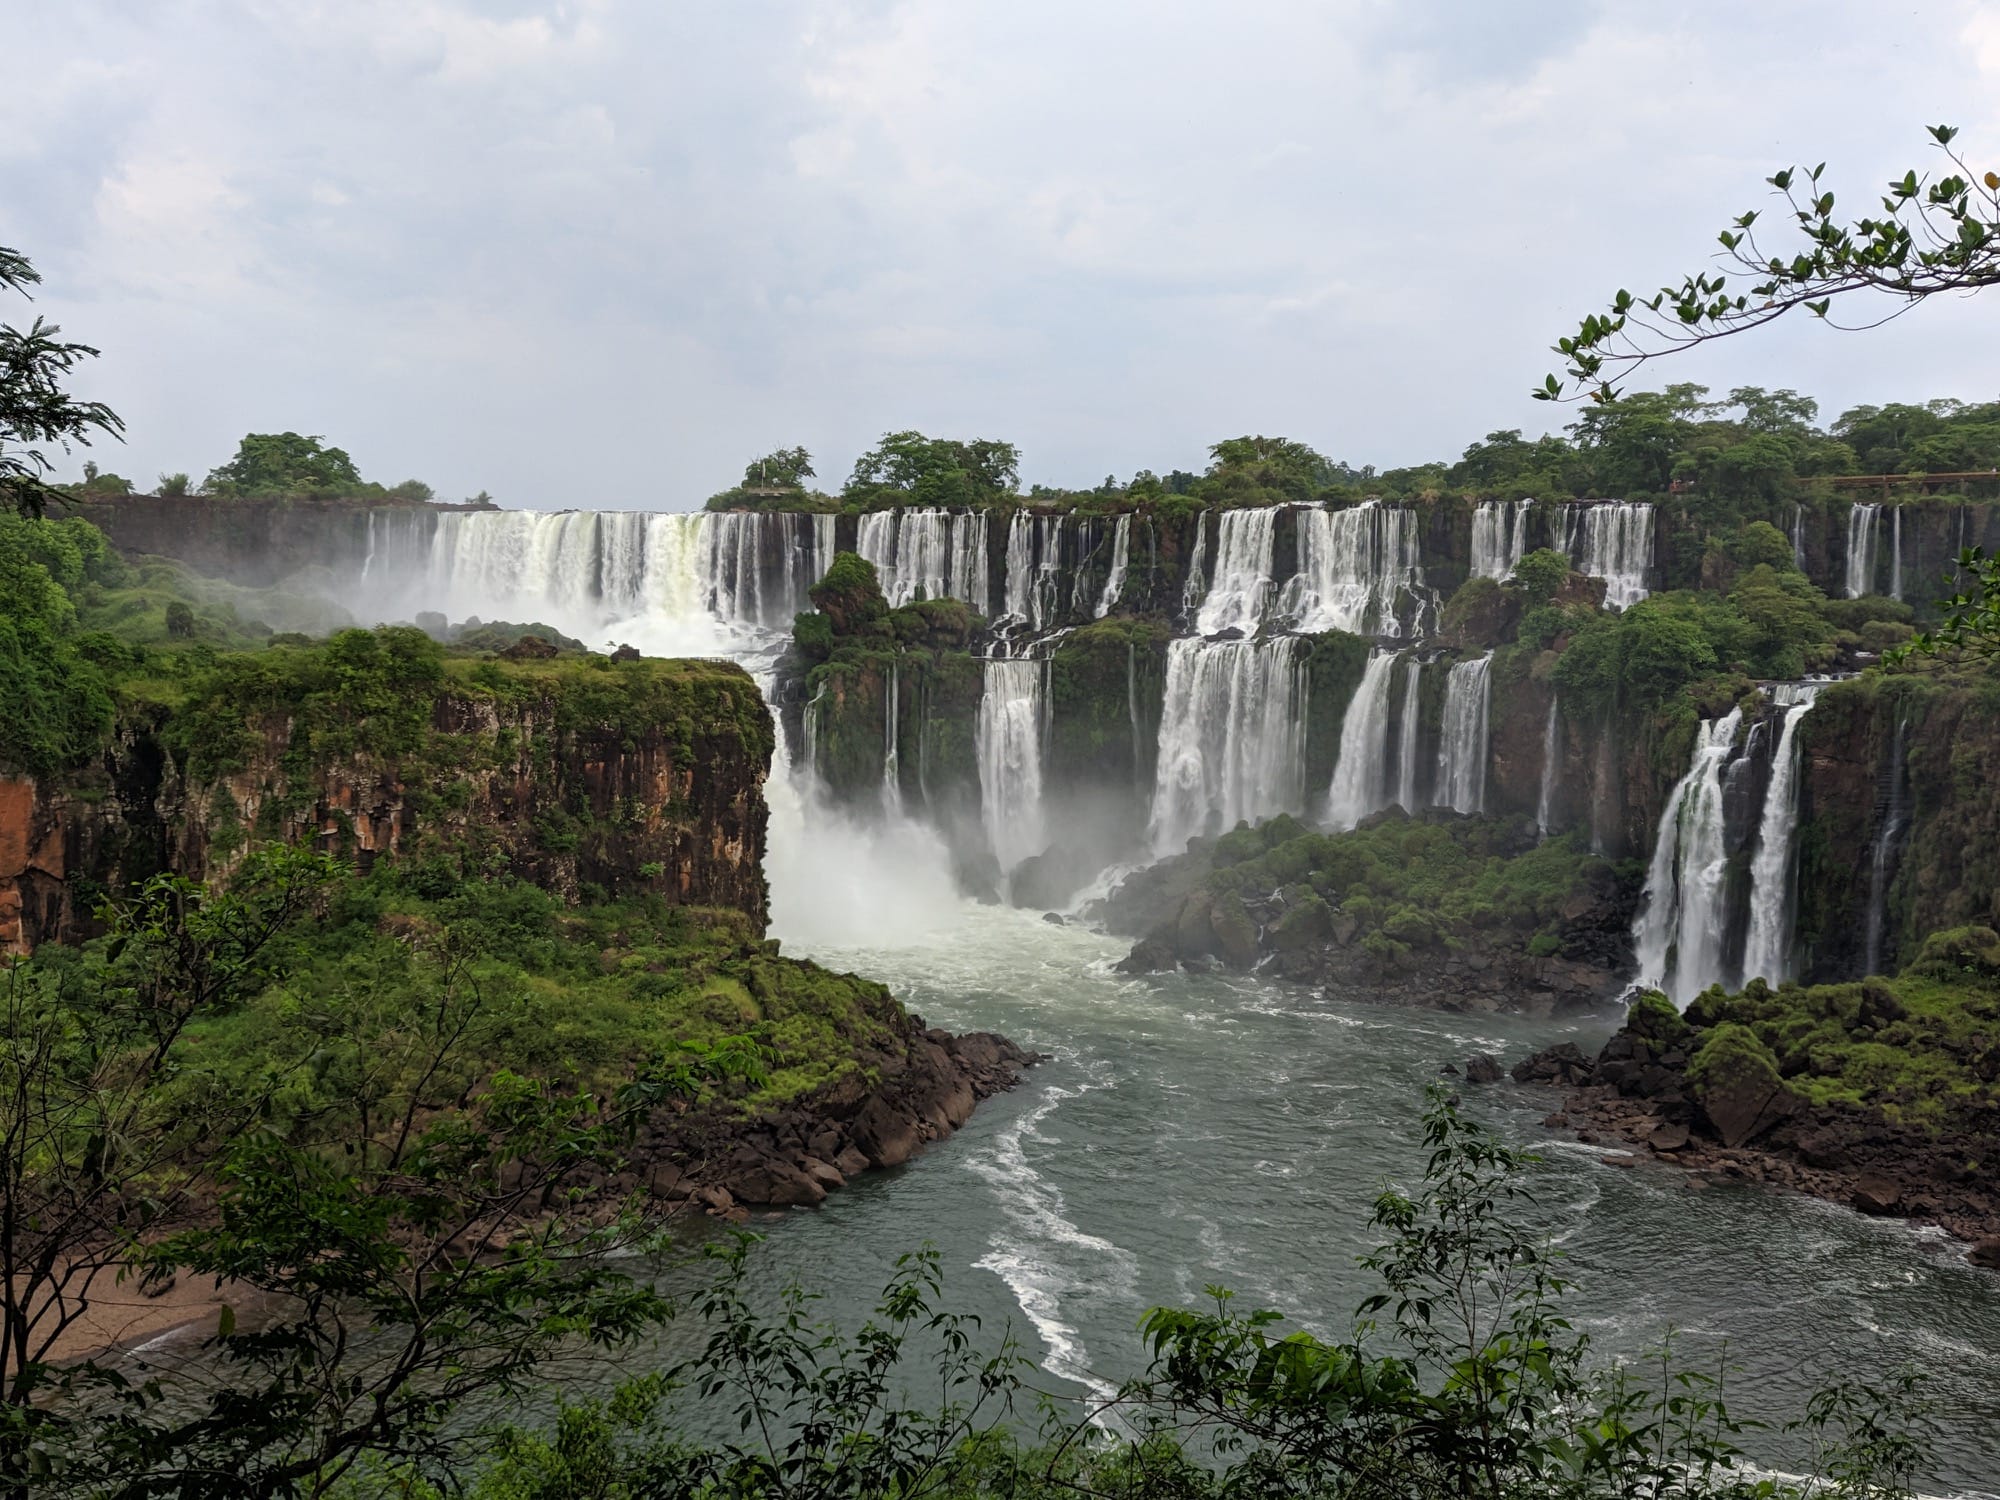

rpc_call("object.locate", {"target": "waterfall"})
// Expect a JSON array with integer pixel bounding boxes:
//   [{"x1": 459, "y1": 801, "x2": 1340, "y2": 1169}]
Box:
[
  {"x1": 1633, "y1": 709, "x2": 1744, "y2": 1005},
  {"x1": 881, "y1": 659, "x2": 903, "y2": 815},
  {"x1": 1890, "y1": 506, "x2": 1903, "y2": 601},
  {"x1": 1863, "y1": 713, "x2": 1912, "y2": 975},
  {"x1": 1470, "y1": 500, "x2": 1533, "y2": 580},
  {"x1": 1181, "y1": 512, "x2": 1211, "y2": 620},
  {"x1": 1845, "y1": 503, "x2": 1882, "y2": 599},
  {"x1": 1326, "y1": 650, "x2": 1399, "y2": 831},
  {"x1": 1791, "y1": 503, "x2": 1807, "y2": 570},
  {"x1": 1433, "y1": 654, "x2": 1492, "y2": 814},
  {"x1": 1282, "y1": 502, "x2": 1425, "y2": 636},
  {"x1": 977, "y1": 657, "x2": 1047, "y2": 874},
  {"x1": 792, "y1": 513, "x2": 839, "y2": 607},
  {"x1": 1560, "y1": 501, "x2": 1654, "y2": 608},
  {"x1": 1394, "y1": 655, "x2": 1424, "y2": 813},
  {"x1": 1536, "y1": 697, "x2": 1561, "y2": 838},
  {"x1": 854, "y1": 508, "x2": 989, "y2": 612},
  {"x1": 1095, "y1": 514, "x2": 1131, "y2": 618},
  {"x1": 1147, "y1": 637, "x2": 1308, "y2": 856},
  {"x1": 1194, "y1": 508, "x2": 1278, "y2": 635},
  {"x1": 1126, "y1": 640, "x2": 1143, "y2": 789},
  {"x1": 1741, "y1": 683, "x2": 1821, "y2": 985},
  {"x1": 1003, "y1": 513, "x2": 1071, "y2": 634}
]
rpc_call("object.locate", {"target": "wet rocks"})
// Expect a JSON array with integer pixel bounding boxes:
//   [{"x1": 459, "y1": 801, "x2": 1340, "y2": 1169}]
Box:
[{"x1": 1463, "y1": 1054, "x2": 1503, "y2": 1084}]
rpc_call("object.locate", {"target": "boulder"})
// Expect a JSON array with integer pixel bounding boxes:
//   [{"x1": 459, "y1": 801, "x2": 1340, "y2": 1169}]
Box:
[
  {"x1": 1852, "y1": 1173, "x2": 1903, "y2": 1216},
  {"x1": 1689, "y1": 1025, "x2": 1796, "y2": 1149},
  {"x1": 1969, "y1": 1237, "x2": 2000, "y2": 1269},
  {"x1": 1511, "y1": 1042, "x2": 1593, "y2": 1087},
  {"x1": 1646, "y1": 1121, "x2": 1691, "y2": 1153},
  {"x1": 1463, "y1": 1054, "x2": 1503, "y2": 1084},
  {"x1": 1208, "y1": 891, "x2": 1261, "y2": 971},
  {"x1": 851, "y1": 1096, "x2": 922, "y2": 1168}
]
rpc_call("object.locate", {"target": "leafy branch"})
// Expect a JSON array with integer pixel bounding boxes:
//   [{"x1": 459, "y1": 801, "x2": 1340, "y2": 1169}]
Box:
[{"x1": 1540, "y1": 126, "x2": 2000, "y2": 404}]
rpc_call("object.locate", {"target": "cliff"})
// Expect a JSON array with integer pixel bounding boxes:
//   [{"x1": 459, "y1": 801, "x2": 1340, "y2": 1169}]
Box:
[{"x1": 1, "y1": 631, "x2": 773, "y2": 952}]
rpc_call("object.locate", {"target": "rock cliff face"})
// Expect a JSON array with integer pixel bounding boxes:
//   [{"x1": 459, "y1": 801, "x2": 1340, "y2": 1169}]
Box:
[{"x1": 0, "y1": 655, "x2": 773, "y2": 953}]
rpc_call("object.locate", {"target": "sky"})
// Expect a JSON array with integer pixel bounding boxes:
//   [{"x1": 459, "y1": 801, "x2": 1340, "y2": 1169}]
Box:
[{"x1": 5, "y1": 0, "x2": 2000, "y2": 509}]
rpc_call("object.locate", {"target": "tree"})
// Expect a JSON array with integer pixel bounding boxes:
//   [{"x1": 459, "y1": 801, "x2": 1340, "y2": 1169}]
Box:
[
  {"x1": 204, "y1": 432, "x2": 365, "y2": 496},
  {"x1": 1542, "y1": 125, "x2": 2000, "y2": 402},
  {"x1": 843, "y1": 432, "x2": 1019, "y2": 507},
  {"x1": 0, "y1": 246, "x2": 124, "y2": 519},
  {"x1": 742, "y1": 447, "x2": 814, "y2": 490}
]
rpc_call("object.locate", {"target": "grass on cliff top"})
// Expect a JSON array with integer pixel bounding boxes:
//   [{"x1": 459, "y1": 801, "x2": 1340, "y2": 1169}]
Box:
[
  {"x1": 1679, "y1": 926, "x2": 2000, "y2": 1131},
  {"x1": 57, "y1": 862, "x2": 910, "y2": 1147},
  {"x1": 1198, "y1": 812, "x2": 1625, "y2": 961}
]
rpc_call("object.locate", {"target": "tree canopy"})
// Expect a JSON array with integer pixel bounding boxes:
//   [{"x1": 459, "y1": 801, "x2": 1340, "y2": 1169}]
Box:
[
  {"x1": 0, "y1": 246, "x2": 123, "y2": 519},
  {"x1": 843, "y1": 430, "x2": 1020, "y2": 507},
  {"x1": 203, "y1": 431, "x2": 365, "y2": 495}
]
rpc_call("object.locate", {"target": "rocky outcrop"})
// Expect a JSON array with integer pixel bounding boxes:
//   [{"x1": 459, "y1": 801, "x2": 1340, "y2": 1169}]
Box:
[
  {"x1": 1513, "y1": 983, "x2": 2000, "y2": 1247},
  {"x1": 1, "y1": 654, "x2": 774, "y2": 952},
  {"x1": 643, "y1": 1024, "x2": 1037, "y2": 1213}
]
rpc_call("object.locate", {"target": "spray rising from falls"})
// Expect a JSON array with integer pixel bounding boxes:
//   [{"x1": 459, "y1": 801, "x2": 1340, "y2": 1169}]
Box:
[
  {"x1": 1562, "y1": 501, "x2": 1655, "y2": 609},
  {"x1": 1326, "y1": 650, "x2": 1399, "y2": 831},
  {"x1": 1283, "y1": 502, "x2": 1424, "y2": 636},
  {"x1": 1470, "y1": 501, "x2": 1533, "y2": 580},
  {"x1": 1633, "y1": 710, "x2": 1744, "y2": 1006},
  {"x1": 1192, "y1": 509, "x2": 1277, "y2": 636},
  {"x1": 1433, "y1": 654, "x2": 1492, "y2": 814},
  {"x1": 1741, "y1": 683, "x2": 1821, "y2": 986},
  {"x1": 1148, "y1": 637, "x2": 1307, "y2": 856},
  {"x1": 1846, "y1": 503, "x2": 1882, "y2": 599},
  {"x1": 977, "y1": 657, "x2": 1048, "y2": 875}
]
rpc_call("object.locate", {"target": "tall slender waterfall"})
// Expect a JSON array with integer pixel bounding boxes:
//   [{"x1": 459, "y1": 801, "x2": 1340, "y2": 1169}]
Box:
[
  {"x1": 1194, "y1": 508, "x2": 1278, "y2": 635},
  {"x1": 1095, "y1": 514, "x2": 1131, "y2": 618},
  {"x1": 1327, "y1": 651, "x2": 1399, "y2": 831},
  {"x1": 1002, "y1": 513, "x2": 1072, "y2": 633},
  {"x1": 1791, "y1": 503, "x2": 1807, "y2": 570},
  {"x1": 977, "y1": 657, "x2": 1047, "y2": 873},
  {"x1": 1181, "y1": 511, "x2": 1211, "y2": 619},
  {"x1": 1890, "y1": 507, "x2": 1903, "y2": 601},
  {"x1": 1741, "y1": 683, "x2": 1821, "y2": 985},
  {"x1": 1433, "y1": 654, "x2": 1492, "y2": 814},
  {"x1": 1147, "y1": 637, "x2": 1308, "y2": 855},
  {"x1": 1633, "y1": 710, "x2": 1745, "y2": 1005},
  {"x1": 1846, "y1": 503, "x2": 1882, "y2": 599},
  {"x1": 1394, "y1": 656, "x2": 1424, "y2": 813},
  {"x1": 1470, "y1": 501, "x2": 1533, "y2": 580},
  {"x1": 1864, "y1": 713, "x2": 1912, "y2": 975},
  {"x1": 1535, "y1": 698, "x2": 1561, "y2": 838},
  {"x1": 1283, "y1": 502, "x2": 1424, "y2": 636},
  {"x1": 881, "y1": 659, "x2": 904, "y2": 815},
  {"x1": 1561, "y1": 501, "x2": 1654, "y2": 608}
]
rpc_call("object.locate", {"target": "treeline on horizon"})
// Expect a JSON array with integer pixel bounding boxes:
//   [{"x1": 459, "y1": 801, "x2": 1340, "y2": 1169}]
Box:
[{"x1": 707, "y1": 384, "x2": 2000, "y2": 520}]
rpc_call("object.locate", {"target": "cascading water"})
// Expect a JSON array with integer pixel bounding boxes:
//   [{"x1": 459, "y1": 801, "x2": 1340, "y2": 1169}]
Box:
[
  {"x1": 1741, "y1": 683, "x2": 1821, "y2": 985},
  {"x1": 1147, "y1": 637, "x2": 1307, "y2": 856},
  {"x1": 1791, "y1": 503, "x2": 1807, "y2": 570},
  {"x1": 1864, "y1": 713, "x2": 1912, "y2": 975},
  {"x1": 978, "y1": 657, "x2": 1049, "y2": 875},
  {"x1": 1095, "y1": 515, "x2": 1131, "y2": 618},
  {"x1": 1003, "y1": 513, "x2": 1071, "y2": 635},
  {"x1": 1561, "y1": 501, "x2": 1654, "y2": 608},
  {"x1": 1282, "y1": 501, "x2": 1424, "y2": 636},
  {"x1": 1535, "y1": 697, "x2": 1561, "y2": 839},
  {"x1": 1890, "y1": 506, "x2": 1903, "y2": 601},
  {"x1": 882, "y1": 659, "x2": 903, "y2": 815},
  {"x1": 1394, "y1": 655, "x2": 1423, "y2": 814},
  {"x1": 1633, "y1": 709, "x2": 1744, "y2": 1005},
  {"x1": 1180, "y1": 511, "x2": 1211, "y2": 620},
  {"x1": 860, "y1": 509, "x2": 990, "y2": 612},
  {"x1": 1193, "y1": 508, "x2": 1277, "y2": 635},
  {"x1": 1846, "y1": 503, "x2": 1882, "y2": 599},
  {"x1": 1433, "y1": 654, "x2": 1492, "y2": 814},
  {"x1": 1326, "y1": 650, "x2": 1398, "y2": 831},
  {"x1": 1470, "y1": 500, "x2": 1533, "y2": 580}
]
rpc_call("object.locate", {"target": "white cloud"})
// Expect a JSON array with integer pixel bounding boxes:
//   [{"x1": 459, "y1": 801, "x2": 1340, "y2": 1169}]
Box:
[{"x1": 5, "y1": 0, "x2": 1997, "y2": 504}]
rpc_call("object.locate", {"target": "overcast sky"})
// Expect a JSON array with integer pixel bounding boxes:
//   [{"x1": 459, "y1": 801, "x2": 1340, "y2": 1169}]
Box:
[{"x1": 6, "y1": 1, "x2": 1999, "y2": 508}]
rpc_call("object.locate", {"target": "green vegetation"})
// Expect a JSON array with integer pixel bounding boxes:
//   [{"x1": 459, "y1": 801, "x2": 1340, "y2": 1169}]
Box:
[
  {"x1": 0, "y1": 513, "x2": 118, "y2": 775},
  {"x1": 1682, "y1": 925, "x2": 2000, "y2": 1130},
  {"x1": 199, "y1": 430, "x2": 433, "y2": 501},
  {"x1": 1183, "y1": 814, "x2": 1624, "y2": 966},
  {"x1": 0, "y1": 244, "x2": 123, "y2": 519}
]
